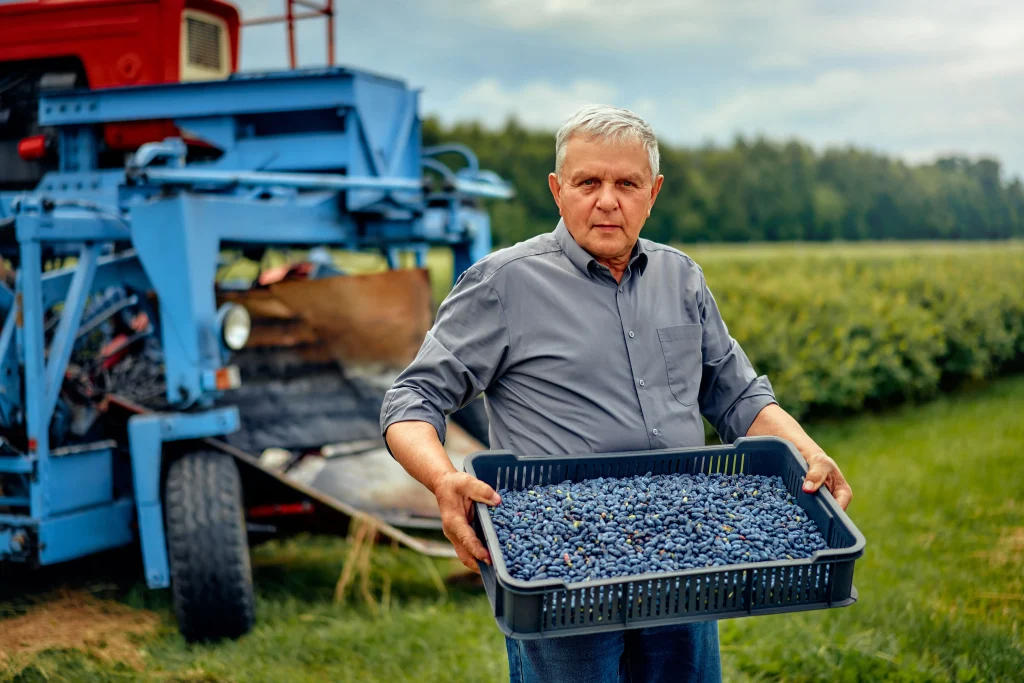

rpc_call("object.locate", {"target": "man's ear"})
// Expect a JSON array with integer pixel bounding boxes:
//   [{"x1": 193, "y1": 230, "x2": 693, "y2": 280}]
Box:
[
  {"x1": 548, "y1": 173, "x2": 562, "y2": 214},
  {"x1": 648, "y1": 174, "x2": 665, "y2": 213}
]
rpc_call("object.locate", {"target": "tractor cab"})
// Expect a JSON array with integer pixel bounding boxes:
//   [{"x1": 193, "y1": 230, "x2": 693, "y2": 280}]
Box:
[{"x1": 0, "y1": 0, "x2": 239, "y2": 193}]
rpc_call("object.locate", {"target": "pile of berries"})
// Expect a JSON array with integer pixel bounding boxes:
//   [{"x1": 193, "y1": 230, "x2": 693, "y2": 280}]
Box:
[{"x1": 490, "y1": 472, "x2": 828, "y2": 583}]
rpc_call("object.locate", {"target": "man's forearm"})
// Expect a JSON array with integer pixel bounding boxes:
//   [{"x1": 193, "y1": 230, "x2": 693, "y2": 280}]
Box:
[
  {"x1": 384, "y1": 420, "x2": 458, "y2": 496},
  {"x1": 746, "y1": 402, "x2": 853, "y2": 508},
  {"x1": 745, "y1": 403, "x2": 824, "y2": 462}
]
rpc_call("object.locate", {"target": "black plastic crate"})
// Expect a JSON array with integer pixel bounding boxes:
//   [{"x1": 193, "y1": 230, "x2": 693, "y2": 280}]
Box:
[{"x1": 465, "y1": 436, "x2": 865, "y2": 640}]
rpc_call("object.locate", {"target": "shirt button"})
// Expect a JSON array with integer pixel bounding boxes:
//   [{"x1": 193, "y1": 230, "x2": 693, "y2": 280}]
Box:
[
  {"x1": 628, "y1": 331, "x2": 635, "y2": 338},
  {"x1": 638, "y1": 379, "x2": 645, "y2": 387},
  {"x1": 618, "y1": 287, "x2": 623, "y2": 292},
  {"x1": 652, "y1": 428, "x2": 660, "y2": 436}
]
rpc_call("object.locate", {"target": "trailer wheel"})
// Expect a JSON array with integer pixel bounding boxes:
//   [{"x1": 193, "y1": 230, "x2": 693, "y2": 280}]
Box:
[{"x1": 165, "y1": 450, "x2": 255, "y2": 642}]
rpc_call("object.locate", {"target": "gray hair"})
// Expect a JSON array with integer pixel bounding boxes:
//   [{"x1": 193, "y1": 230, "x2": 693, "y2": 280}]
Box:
[{"x1": 555, "y1": 105, "x2": 660, "y2": 181}]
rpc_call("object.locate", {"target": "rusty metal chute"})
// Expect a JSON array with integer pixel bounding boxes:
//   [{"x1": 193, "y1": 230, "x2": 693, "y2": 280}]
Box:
[{"x1": 212, "y1": 264, "x2": 483, "y2": 533}]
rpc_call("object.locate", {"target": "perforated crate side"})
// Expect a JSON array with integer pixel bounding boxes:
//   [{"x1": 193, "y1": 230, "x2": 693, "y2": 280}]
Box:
[{"x1": 470, "y1": 437, "x2": 865, "y2": 639}]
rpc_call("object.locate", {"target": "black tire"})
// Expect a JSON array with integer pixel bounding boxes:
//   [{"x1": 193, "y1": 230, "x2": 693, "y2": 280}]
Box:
[{"x1": 165, "y1": 450, "x2": 255, "y2": 642}]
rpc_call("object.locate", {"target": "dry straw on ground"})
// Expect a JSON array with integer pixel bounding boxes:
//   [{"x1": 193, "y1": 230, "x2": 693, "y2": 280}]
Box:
[
  {"x1": 333, "y1": 516, "x2": 449, "y2": 613},
  {"x1": 0, "y1": 591, "x2": 160, "y2": 670}
]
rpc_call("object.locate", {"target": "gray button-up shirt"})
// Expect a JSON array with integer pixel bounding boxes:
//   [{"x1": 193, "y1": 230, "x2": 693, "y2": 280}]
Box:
[{"x1": 380, "y1": 219, "x2": 777, "y2": 456}]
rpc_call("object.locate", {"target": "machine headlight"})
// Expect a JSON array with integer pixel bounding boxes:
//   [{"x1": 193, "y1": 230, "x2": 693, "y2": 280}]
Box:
[{"x1": 218, "y1": 303, "x2": 251, "y2": 351}]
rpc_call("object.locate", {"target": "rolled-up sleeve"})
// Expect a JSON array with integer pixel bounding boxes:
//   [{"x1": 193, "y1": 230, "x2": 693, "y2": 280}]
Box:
[
  {"x1": 696, "y1": 268, "x2": 778, "y2": 443},
  {"x1": 380, "y1": 266, "x2": 511, "y2": 450}
]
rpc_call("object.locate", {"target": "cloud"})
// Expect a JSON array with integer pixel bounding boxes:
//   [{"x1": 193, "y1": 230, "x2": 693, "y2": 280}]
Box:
[
  {"x1": 451, "y1": 0, "x2": 1024, "y2": 61},
  {"x1": 748, "y1": 53, "x2": 808, "y2": 72},
  {"x1": 692, "y1": 58, "x2": 1024, "y2": 141},
  {"x1": 430, "y1": 77, "x2": 657, "y2": 130},
  {"x1": 452, "y1": 0, "x2": 781, "y2": 42},
  {"x1": 693, "y1": 70, "x2": 869, "y2": 134},
  {"x1": 229, "y1": 0, "x2": 1024, "y2": 178}
]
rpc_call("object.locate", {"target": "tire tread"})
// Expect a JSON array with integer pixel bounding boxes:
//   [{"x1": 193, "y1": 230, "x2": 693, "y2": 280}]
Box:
[{"x1": 165, "y1": 451, "x2": 255, "y2": 642}]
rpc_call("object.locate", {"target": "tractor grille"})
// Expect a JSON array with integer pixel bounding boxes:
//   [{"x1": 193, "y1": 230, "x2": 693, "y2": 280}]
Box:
[{"x1": 186, "y1": 16, "x2": 222, "y2": 70}]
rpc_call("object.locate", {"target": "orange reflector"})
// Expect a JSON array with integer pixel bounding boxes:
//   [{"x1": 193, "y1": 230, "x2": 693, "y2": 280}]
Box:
[
  {"x1": 214, "y1": 365, "x2": 241, "y2": 390},
  {"x1": 18, "y1": 135, "x2": 47, "y2": 161}
]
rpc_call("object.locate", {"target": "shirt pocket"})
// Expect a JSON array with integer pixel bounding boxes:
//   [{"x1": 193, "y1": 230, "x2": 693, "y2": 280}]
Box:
[{"x1": 658, "y1": 324, "x2": 703, "y2": 407}]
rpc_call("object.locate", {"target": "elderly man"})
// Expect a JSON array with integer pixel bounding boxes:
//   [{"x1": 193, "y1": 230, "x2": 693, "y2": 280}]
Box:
[{"x1": 381, "y1": 105, "x2": 853, "y2": 683}]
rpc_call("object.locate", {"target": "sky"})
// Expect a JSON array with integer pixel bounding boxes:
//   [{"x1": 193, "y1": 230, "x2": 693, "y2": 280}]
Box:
[{"x1": 235, "y1": 0, "x2": 1024, "y2": 180}]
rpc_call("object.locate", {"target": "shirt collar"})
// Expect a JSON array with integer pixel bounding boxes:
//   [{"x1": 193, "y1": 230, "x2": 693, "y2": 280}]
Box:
[{"x1": 553, "y1": 219, "x2": 649, "y2": 280}]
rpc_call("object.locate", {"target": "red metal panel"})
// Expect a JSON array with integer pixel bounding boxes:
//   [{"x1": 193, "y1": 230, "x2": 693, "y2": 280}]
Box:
[
  {"x1": 0, "y1": 0, "x2": 241, "y2": 151},
  {"x1": 0, "y1": 0, "x2": 240, "y2": 85}
]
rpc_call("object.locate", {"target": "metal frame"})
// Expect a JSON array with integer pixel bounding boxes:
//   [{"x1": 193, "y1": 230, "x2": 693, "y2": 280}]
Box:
[
  {"x1": 127, "y1": 408, "x2": 240, "y2": 587},
  {"x1": 0, "y1": 66, "x2": 512, "y2": 581},
  {"x1": 243, "y1": 0, "x2": 336, "y2": 69}
]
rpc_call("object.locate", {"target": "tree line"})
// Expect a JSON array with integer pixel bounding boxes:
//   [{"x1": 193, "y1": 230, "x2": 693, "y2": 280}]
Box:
[{"x1": 423, "y1": 117, "x2": 1024, "y2": 247}]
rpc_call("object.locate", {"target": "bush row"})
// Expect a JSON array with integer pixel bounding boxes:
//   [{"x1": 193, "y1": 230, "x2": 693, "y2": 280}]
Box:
[{"x1": 688, "y1": 242, "x2": 1024, "y2": 420}]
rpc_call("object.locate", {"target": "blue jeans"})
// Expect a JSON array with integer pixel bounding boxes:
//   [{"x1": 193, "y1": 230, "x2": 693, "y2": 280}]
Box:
[{"x1": 505, "y1": 621, "x2": 722, "y2": 683}]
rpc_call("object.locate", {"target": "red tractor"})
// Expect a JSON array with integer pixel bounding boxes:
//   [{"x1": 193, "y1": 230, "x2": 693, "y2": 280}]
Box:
[{"x1": 0, "y1": 0, "x2": 241, "y2": 191}]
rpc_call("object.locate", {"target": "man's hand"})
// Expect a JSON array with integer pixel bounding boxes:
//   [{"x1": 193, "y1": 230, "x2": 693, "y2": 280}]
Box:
[
  {"x1": 746, "y1": 404, "x2": 853, "y2": 511},
  {"x1": 802, "y1": 451, "x2": 853, "y2": 510},
  {"x1": 434, "y1": 471, "x2": 501, "y2": 573}
]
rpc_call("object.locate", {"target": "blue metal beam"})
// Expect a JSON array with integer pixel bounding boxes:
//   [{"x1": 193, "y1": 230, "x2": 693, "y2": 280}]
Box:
[
  {"x1": 132, "y1": 168, "x2": 423, "y2": 193},
  {"x1": 38, "y1": 498, "x2": 135, "y2": 565},
  {"x1": 129, "y1": 168, "x2": 510, "y2": 200},
  {"x1": 0, "y1": 304, "x2": 20, "y2": 427},
  {"x1": 44, "y1": 244, "x2": 100, "y2": 423},
  {"x1": 20, "y1": 239, "x2": 50, "y2": 518},
  {"x1": 38, "y1": 69, "x2": 374, "y2": 126},
  {"x1": 15, "y1": 208, "x2": 130, "y2": 243},
  {"x1": 386, "y1": 95, "x2": 418, "y2": 177},
  {"x1": 59, "y1": 127, "x2": 97, "y2": 173},
  {"x1": 147, "y1": 192, "x2": 357, "y2": 243},
  {"x1": 0, "y1": 529, "x2": 11, "y2": 561},
  {"x1": 0, "y1": 283, "x2": 13, "y2": 314},
  {"x1": 0, "y1": 457, "x2": 33, "y2": 473}
]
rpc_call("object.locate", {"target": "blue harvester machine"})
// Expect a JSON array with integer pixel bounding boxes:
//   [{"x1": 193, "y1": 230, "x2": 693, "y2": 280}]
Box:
[{"x1": 0, "y1": 68, "x2": 512, "y2": 640}]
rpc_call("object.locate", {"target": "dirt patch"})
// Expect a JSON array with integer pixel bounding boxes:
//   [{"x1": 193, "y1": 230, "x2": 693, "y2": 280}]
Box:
[{"x1": 0, "y1": 591, "x2": 160, "y2": 670}]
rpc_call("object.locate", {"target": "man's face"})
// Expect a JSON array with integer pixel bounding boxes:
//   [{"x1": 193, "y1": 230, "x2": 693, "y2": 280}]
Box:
[{"x1": 548, "y1": 135, "x2": 664, "y2": 262}]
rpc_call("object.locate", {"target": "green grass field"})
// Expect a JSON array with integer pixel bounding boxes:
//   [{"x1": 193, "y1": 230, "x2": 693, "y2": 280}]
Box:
[{"x1": 2, "y1": 374, "x2": 1022, "y2": 682}]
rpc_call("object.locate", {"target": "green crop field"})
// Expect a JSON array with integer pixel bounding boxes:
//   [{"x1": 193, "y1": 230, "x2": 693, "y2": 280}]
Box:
[
  {"x1": 689, "y1": 241, "x2": 1024, "y2": 419},
  {"x1": 2, "y1": 373, "x2": 1022, "y2": 682},
  {"x1": 5, "y1": 240, "x2": 1022, "y2": 681}
]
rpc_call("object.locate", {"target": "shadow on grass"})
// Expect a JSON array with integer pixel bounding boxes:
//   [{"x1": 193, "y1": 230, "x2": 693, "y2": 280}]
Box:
[
  {"x1": 0, "y1": 533, "x2": 480, "y2": 624},
  {"x1": 0, "y1": 545, "x2": 163, "y2": 616}
]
